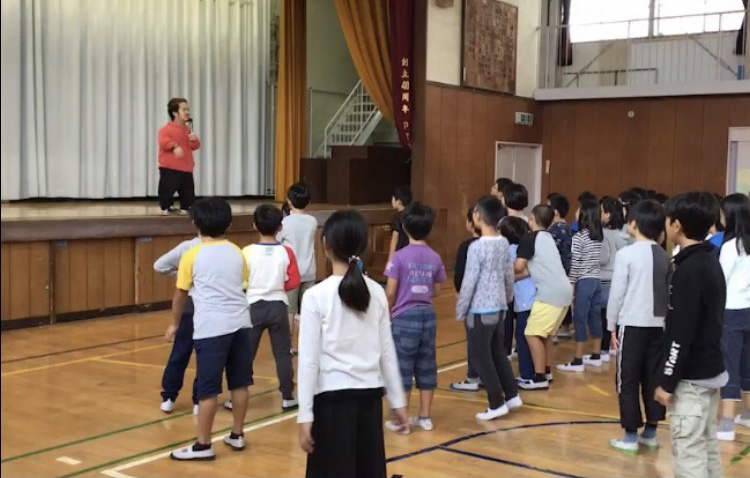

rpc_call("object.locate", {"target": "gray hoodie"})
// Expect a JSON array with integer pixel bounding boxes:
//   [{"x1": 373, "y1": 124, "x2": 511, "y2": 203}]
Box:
[{"x1": 600, "y1": 228, "x2": 632, "y2": 283}]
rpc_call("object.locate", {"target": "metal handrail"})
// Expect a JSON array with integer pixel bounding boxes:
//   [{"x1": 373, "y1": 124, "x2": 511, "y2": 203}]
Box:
[
  {"x1": 322, "y1": 80, "x2": 363, "y2": 157},
  {"x1": 566, "y1": 8, "x2": 748, "y2": 29}
]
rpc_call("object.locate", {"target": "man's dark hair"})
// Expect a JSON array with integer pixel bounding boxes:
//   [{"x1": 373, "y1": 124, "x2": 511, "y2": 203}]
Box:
[
  {"x1": 531, "y1": 204, "x2": 554, "y2": 229},
  {"x1": 665, "y1": 192, "x2": 715, "y2": 241},
  {"x1": 578, "y1": 191, "x2": 597, "y2": 204},
  {"x1": 628, "y1": 200, "x2": 665, "y2": 241},
  {"x1": 402, "y1": 202, "x2": 435, "y2": 241},
  {"x1": 475, "y1": 196, "x2": 507, "y2": 227},
  {"x1": 393, "y1": 185, "x2": 412, "y2": 206},
  {"x1": 547, "y1": 192, "x2": 570, "y2": 218},
  {"x1": 503, "y1": 183, "x2": 529, "y2": 211},
  {"x1": 499, "y1": 216, "x2": 529, "y2": 245},
  {"x1": 287, "y1": 182, "x2": 311, "y2": 209},
  {"x1": 191, "y1": 197, "x2": 232, "y2": 238},
  {"x1": 253, "y1": 204, "x2": 283, "y2": 236},
  {"x1": 167, "y1": 97, "x2": 187, "y2": 120},
  {"x1": 495, "y1": 177, "x2": 514, "y2": 193}
]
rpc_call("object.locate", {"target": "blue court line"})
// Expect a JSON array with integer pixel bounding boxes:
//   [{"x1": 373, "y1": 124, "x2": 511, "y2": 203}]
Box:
[
  {"x1": 388, "y1": 420, "x2": 618, "y2": 477},
  {"x1": 438, "y1": 446, "x2": 587, "y2": 478}
]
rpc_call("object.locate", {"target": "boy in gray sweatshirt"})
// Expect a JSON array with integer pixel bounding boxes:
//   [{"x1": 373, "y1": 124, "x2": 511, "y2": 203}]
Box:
[{"x1": 606, "y1": 200, "x2": 669, "y2": 455}]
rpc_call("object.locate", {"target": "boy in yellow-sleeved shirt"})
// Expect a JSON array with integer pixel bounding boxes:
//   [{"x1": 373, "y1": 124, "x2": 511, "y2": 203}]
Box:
[{"x1": 166, "y1": 197, "x2": 252, "y2": 461}]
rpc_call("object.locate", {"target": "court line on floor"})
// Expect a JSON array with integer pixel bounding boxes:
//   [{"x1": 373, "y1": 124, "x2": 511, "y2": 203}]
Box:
[
  {"x1": 0, "y1": 388, "x2": 277, "y2": 464},
  {"x1": 437, "y1": 446, "x2": 586, "y2": 478},
  {"x1": 94, "y1": 358, "x2": 278, "y2": 381},
  {"x1": 731, "y1": 445, "x2": 750, "y2": 465},
  {"x1": 587, "y1": 384, "x2": 611, "y2": 397},
  {"x1": 1, "y1": 343, "x2": 171, "y2": 377},
  {"x1": 1, "y1": 334, "x2": 164, "y2": 364}
]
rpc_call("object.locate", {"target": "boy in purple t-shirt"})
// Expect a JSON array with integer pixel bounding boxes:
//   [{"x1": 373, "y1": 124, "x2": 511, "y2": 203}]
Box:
[{"x1": 384, "y1": 202, "x2": 446, "y2": 434}]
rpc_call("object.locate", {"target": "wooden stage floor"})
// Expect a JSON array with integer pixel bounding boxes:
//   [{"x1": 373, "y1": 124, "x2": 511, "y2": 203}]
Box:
[{"x1": 2, "y1": 289, "x2": 749, "y2": 478}]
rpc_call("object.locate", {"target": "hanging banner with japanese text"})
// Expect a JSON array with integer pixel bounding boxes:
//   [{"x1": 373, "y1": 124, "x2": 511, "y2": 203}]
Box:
[{"x1": 388, "y1": 0, "x2": 413, "y2": 150}]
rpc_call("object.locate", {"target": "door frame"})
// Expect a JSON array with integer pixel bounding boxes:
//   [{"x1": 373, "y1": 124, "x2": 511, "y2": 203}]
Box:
[
  {"x1": 494, "y1": 141, "x2": 544, "y2": 207},
  {"x1": 727, "y1": 127, "x2": 750, "y2": 195}
]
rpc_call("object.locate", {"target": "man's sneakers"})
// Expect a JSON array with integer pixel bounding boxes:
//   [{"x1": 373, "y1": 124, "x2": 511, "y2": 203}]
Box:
[
  {"x1": 506, "y1": 395, "x2": 523, "y2": 410},
  {"x1": 638, "y1": 435, "x2": 659, "y2": 450},
  {"x1": 160, "y1": 399, "x2": 175, "y2": 413},
  {"x1": 609, "y1": 438, "x2": 639, "y2": 455},
  {"x1": 517, "y1": 378, "x2": 550, "y2": 390},
  {"x1": 170, "y1": 443, "x2": 216, "y2": 461},
  {"x1": 582, "y1": 355, "x2": 603, "y2": 367},
  {"x1": 223, "y1": 399, "x2": 233, "y2": 410},
  {"x1": 557, "y1": 361, "x2": 585, "y2": 372},
  {"x1": 282, "y1": 398, "x2": 299, "y2": 411},
  {"x1": 385, "y1": 420, "x2": 411, "y2": 435},
  {"x1": 450, "y1": 378, "x2": 481, "y2": 391},
  {"x1": 223, "y1": 433, "x2": 246, "y2": 451},
  {"x1": 409, "y1": 416, "x2": 434, "y2": 431},
  {"x1": 600, "y1": 352, "x2": 611, "y2": 363},
  {"x1": 476, "y1": 404, "x2": 509, "y2": 420}
]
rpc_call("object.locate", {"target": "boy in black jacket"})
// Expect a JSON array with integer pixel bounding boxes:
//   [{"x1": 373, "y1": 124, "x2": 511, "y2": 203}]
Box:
[{"x1": 655, "y1": 192, "x2": 727, "y2": 478}]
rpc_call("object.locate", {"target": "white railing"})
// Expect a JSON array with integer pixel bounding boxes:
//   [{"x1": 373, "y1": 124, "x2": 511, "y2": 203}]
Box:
[
  {"x1": 313, "y1": 80, "x2": 383, "y2": 158},
  {"x1": 540, "y1": 9, "x2": 749, "y2": 90}
]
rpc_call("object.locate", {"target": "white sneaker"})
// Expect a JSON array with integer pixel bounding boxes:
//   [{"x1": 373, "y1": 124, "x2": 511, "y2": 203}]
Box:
[
  {"x1": 557, "y1": 330, "x2": 573, "y2": 338},
  {"x1": 506, "y1": 395, "x2": 523, "y2": 410},
  {"x1": 160, "y1": 399, "x2": 175, "y2": 413},
  {"x1": 583, "y1": 355, "x2": 603, "y2": 367},
  {"x1": 557, "y1": 362, "x2": 585, "y2": 372},
  {"x1": 736, "y1": 415, "x2": 750, "y2": 429},
  {"x1": 160, "y1": 209, "x2": 170, "y2": 216},
  {"x1": 223, "y1": 399, "x2": 233, "y2": 410},
  {"x1": 385, "y1": 420, "x2": 410, "y2": 434},
  {"x1": 638, "y1": 436, "x2": 659, "y2": 450},
  {"x1": 282, "y1": 398, "x2": 299, "y2": 411},
  {"x1": 517, "y1": 378, "x2": 549, "y2": 390},
  {"x1": 601, "y1": 352, "x2": 611, "y2": 363},
  {"x1": 450, "y1": 379, "x2": 480, "y2": 391},
  {"x1": 609, "y1": 438, "x2": 639, "y2": 455},
  {"x1": 546, "y1": 372, "x2": 554, "y2": 382},
  {"x1": 717, "y1": 429, "x2": 736, "y2": 441},
  {"x1": 552, "y1": 335, "x2": 559, "y2": 344},
  {"x1": 409, "y1": 416, "x2": 434, "y2": 431},
  {"x1": 223, "y1": 434, "x2": 246, "y2": 451},
  {"x1": 193, "y1": 404, "x2": 199, "y2": 416},
  {"x1": 476, "y1": 405, "x2": 509, "y2": 421},
  {"x1": 609, "y1": 348, "x2": 617, "y2": 356},
  {"x1": 170, "y1": 444, "x2": 216, "y2": 461}
]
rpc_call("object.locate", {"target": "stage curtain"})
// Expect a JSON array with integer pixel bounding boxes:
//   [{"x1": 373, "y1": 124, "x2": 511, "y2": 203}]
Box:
[
  {"x1": 0, "y1": 0, "x2": 272, "y2": 200},
  {"x1": 333, "y1": 0, "x2": 394, "y2": 124},
  {"x1": 274, "y1": 0, "x2": 306, "y2": 201},
  {"x1": 736, "y1": 0, "x2": 748, "y2": 56}
]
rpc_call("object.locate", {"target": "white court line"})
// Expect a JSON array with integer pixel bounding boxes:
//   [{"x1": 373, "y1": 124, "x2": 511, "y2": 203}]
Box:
[
  {"x1": 101, "y1": 361, "x2": 469, "y2": 478},
  {"x1": 56, "y1": 456, "x2": 81, "y2": 465}
]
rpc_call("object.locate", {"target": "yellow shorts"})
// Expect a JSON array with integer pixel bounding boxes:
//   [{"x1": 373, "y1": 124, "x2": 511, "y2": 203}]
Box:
[{"x1": 525, "y1": 302, "x2": 569, "y2": 338}]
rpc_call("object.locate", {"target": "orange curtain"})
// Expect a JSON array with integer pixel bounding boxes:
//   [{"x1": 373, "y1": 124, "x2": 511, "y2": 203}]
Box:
[
  {"x1": 334, "y1": 0, "x2": 394, "y2": 123},
  {"x1": 274, "y1": 0, "x2": 307, "y2": 201}
]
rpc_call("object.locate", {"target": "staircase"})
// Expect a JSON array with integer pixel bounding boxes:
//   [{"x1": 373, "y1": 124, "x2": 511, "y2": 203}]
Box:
[{"x1": 314, "y1": 80, "x2": 383, "y2": 158}]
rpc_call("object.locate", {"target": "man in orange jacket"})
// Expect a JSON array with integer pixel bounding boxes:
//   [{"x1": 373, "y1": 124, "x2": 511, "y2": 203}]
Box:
[{"x1": 158, "y1": 98, "x2": 201, "y2": 214}]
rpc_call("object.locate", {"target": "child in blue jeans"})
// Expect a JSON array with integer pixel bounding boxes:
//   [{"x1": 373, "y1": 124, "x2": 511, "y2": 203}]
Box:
[
  {"x1": 558, "y1": 200, "x2": 604, "y2": 372},
  {"x1": 385, "y1": 202, "x2": 446, "y2": 433},
  {"x1": 500, "y1": 217, "x2": 537, "y2": 383}
]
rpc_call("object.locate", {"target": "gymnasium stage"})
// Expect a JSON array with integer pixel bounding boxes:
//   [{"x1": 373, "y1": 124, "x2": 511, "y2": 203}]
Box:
[{"x1": 0, "y1": 199, "x2": 397, "y2": 330}]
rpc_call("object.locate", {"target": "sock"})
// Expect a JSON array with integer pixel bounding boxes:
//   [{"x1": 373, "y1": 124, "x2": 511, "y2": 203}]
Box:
[
  {"x1": 534, "y1": 373, "x2": 547, "y2": 382},
  {"x1": 229, "y1": 432, "x2": 244, "y2": 439},
  {"x1": 741, "y1": 410, "x2": 750, "y2": 420},
  {"x1": 590, "y1": 353, "x2": 601, "y2": 360},
  {"x1": 571, "y1": 357, "x2": 583, "y2": 366},
  {"x1": 193, "y1": 442, "x2": 211, "y2": 451},
  {"x1": 545, "y1": 366, "x2": 552, "y2": 374},
  {"x1": 642, "y1": 424, "x2": 657, "y2": 439},
  {"x1": 623, "y1": 431, "x2": 638, "y2": 443},
  {"x1": 719, "y1": 417, "x2": 736, "y2": 433}
]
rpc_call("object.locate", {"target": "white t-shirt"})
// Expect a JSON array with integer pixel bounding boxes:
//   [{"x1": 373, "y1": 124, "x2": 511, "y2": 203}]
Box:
[
  {"x1": 278, "y1": 213, "x2": 318, "y2": 283},
  {"x1": 296, "y1": 275, "x2": 406, "y2": 423},
  {"x1": 719, "y1": 238, "x2": 750, "y2": 310}
]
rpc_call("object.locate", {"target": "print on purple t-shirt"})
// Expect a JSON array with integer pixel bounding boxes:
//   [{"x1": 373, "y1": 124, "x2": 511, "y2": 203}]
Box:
[{"x1": 385, "y1": 244, "x2": 447, "y2": 318}]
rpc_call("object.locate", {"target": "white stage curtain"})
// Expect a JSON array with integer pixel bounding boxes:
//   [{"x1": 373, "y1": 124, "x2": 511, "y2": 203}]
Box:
[{"x1": 1, "y1": 0, "x2": 271, "y2": 200}]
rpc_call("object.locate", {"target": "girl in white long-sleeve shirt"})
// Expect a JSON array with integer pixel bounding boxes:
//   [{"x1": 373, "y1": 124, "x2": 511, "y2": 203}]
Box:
[
  {"x1": 297, "y1": 210, "x2": 407, "y2": 478},
  {"x1": 717, "y1": 193, "x2": 750, "y2": 442}
]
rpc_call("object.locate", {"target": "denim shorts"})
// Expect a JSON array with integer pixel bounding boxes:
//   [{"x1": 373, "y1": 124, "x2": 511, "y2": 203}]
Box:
[{"x1": 391, "y1": 306, "x2": 437, "y2": 391}]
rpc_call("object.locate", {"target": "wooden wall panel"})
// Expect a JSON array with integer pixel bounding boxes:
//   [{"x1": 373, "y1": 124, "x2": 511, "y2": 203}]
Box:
[
  {"x1": 543, "y1": 95, "x2": 744, "y2": 203},
  {"x1": 8, "y1": 243, "x2": 31, "y2": 319},
  {"x1": 469, "y1": 93, "x2": 489, "y2": 200},
  {"x1": 1, "y1": 244, "x2": 9, "y2": 320},
  {"x1": 135, "y1": 237, "x2": 155, "y2": 305},
  {"x1": 28, "y1": 242, "x2": 50, "y2": 318},
  {"x1": 646, "y1": 99, "x2": 676, "y2": 194},
  {"x1": 673, "y1": 99, "x2": 705, "y2": 194},
  {"x1": 437, "y1": 89, "x2": 458, "y2": 210},
  {"x1": 68, "y1": 241, "x2": 89, "y2": 313},
  {"x1": 422, "y1": 86, "x2": 442, "y2": 205},
  {"x1": 119, "y1": 238, "x2": 135, "y2": 306},
  {"x1": 86, "y1": 240, "x2": 105, "y2": 310},
  {"x1": 452, "y1": 90, "x2": 475, "y2": 257},
  {"x1": 53, "y1": 242, "x2": 71, "y2": 314}
]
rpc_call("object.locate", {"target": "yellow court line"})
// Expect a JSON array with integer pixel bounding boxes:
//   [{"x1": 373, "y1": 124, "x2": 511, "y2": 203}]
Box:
[
  {"x1": 93, "y1": 358, "x2": 279, "y2": 382},
  {"x1": 587, "y1": 384, "x2": 612, "y2": 397},
  {"x1": 1, "y1": 343, "x2": 171, "y2": 377}
]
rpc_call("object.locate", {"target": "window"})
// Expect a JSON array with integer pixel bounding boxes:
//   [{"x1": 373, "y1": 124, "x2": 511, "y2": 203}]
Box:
[{"x1": 570, "y1": 0, "x2": 747, "y2": 43}]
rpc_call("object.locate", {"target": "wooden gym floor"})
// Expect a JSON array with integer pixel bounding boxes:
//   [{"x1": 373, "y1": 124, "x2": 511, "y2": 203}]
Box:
[{"x1": 2, "y1": 289, "x2": 749, "y2": 478}]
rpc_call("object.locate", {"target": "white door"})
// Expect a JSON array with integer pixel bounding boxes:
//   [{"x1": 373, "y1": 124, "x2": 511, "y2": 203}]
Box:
[
  {"x1": 495, "y1": 143, "x2": 543, "y2": 214},
  {"x1": 728, "y1": 127, "x2": 750, "y2": 195}
]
